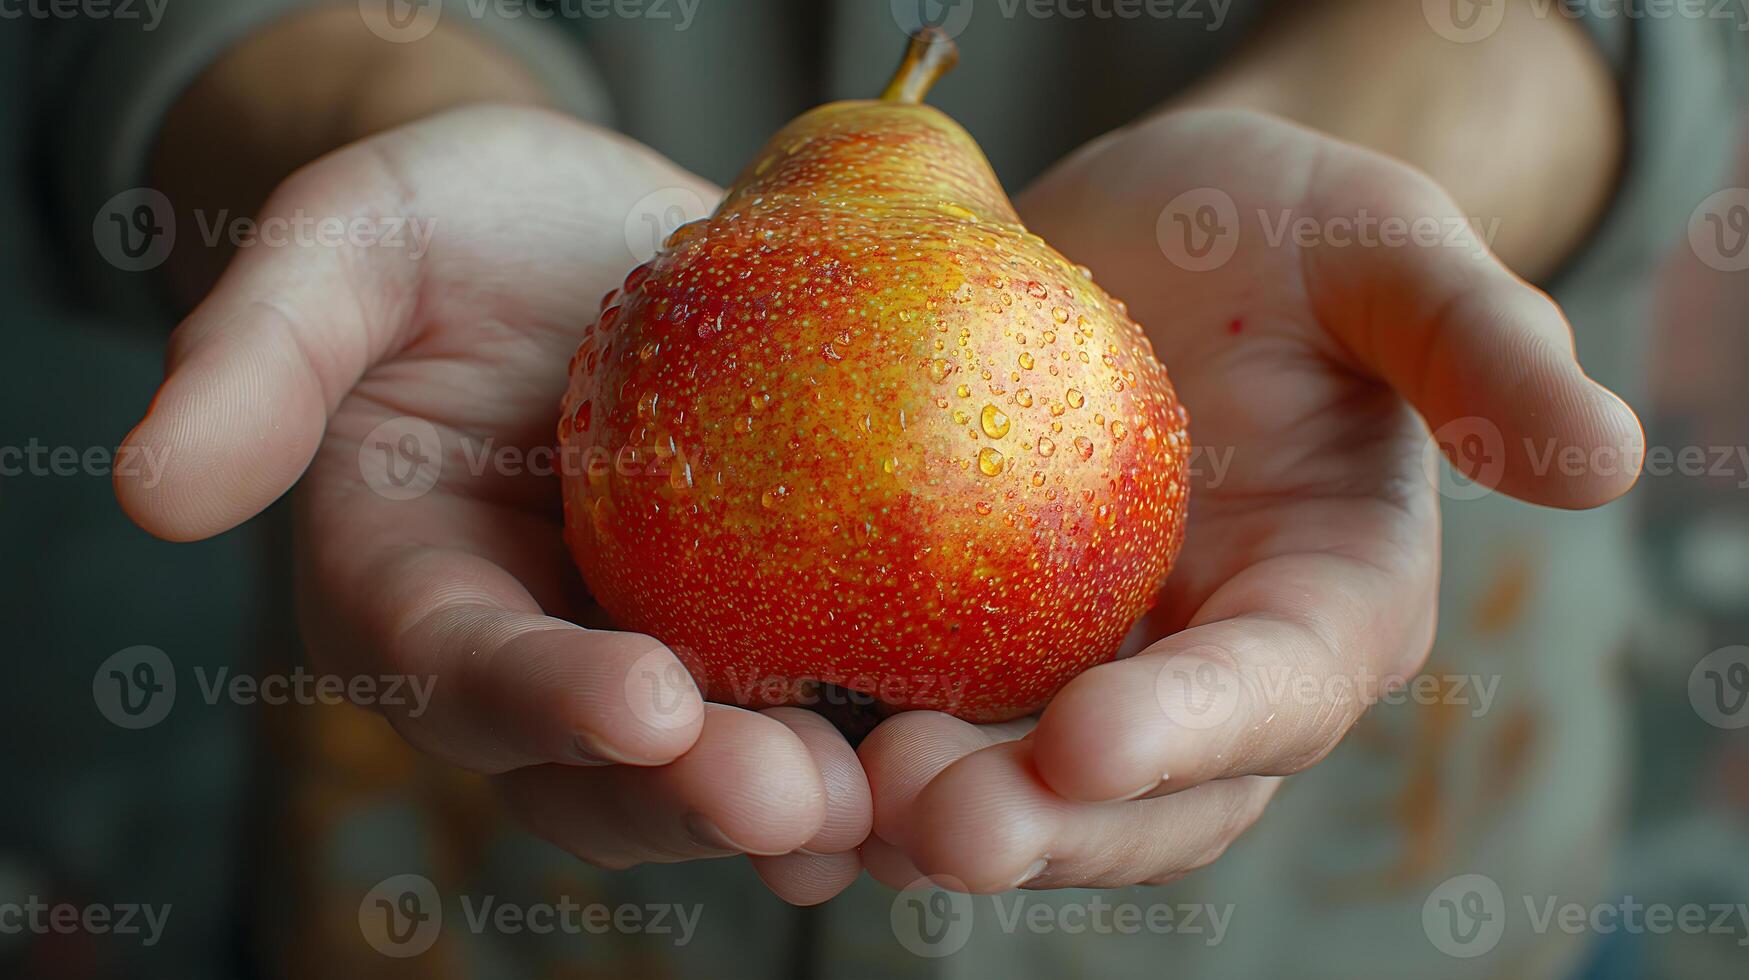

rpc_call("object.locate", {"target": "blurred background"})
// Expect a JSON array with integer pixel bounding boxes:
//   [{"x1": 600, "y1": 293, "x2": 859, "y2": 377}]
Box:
[{"x1": 1, "y1": 2, "x2": 1746, "y2": 978}]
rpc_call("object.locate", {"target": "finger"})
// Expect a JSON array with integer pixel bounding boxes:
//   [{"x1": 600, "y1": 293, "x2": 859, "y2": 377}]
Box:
[
  {"x1": 759, "y1": 707, "x2": 872, "y2": 854},
  {"x1": 750, "y1": 851, "x2": 863, "y2": 907},
  {"x1": 114, "y1": 111, "x2": 716, "y2": 541},
  {"x1": 1305, "y1": 158, "x2": 1643, "y2": 508},
  {"x1": 497, "y1": 705, "x2": 827, "y2": 868},
  {"x1": 1033, "y1": 519, "x2": 1435, "y2": 803},
  {"x1": 859, "y1": 711, "x2": 1032, "y2": 848},
  {"x1": 307, "y1": 539, "x2": 705, "y2": 774},
  {"x1": 860, "y1": 834, "x2": 928, "y2": 891},
  {"x1": 114, "y1": 149, "x2": 417, "y2": 541},
  {"x1": 902, "y1": 740, "x2": 1280, "y2": 892}
]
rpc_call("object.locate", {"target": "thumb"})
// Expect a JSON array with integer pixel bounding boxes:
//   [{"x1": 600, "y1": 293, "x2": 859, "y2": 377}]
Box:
[
  {"x1": 114, "y1": 159, "x2": 416, "y2": 541},
  {"x1": 1306, "y1": 170, "x2": 1643, "y2": 509}
]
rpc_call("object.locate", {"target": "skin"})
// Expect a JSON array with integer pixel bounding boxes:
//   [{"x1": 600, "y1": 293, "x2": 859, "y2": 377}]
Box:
[
  {"x1": 123, "y1": 0, "x2": 1632, "y2": 904},
  {"x1": 859, "y1": 0, "x2": 1630, "y2": 894}
]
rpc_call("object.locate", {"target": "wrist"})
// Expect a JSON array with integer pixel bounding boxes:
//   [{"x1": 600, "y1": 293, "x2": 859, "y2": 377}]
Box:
[
  {"x1": 150, "y1": 6, "x2": 552, "y2": 302},
  {"x1": 1172, "y1": 0, "x2": 1621, "y2": 279}
]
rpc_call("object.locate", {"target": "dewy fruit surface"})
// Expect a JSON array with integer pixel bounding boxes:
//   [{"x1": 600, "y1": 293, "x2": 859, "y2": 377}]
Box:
[{"x1": 558, "y1": 32, "x2": 1189, "y2": 722}]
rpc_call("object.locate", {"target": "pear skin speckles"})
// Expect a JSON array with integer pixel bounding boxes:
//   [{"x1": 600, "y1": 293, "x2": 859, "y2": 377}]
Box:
[{"x1": 556, "y1": 98, "x2": 1189, "y2": 723}]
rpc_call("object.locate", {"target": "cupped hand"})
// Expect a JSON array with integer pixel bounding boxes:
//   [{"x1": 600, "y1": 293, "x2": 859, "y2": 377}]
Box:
[
  {"x1": 113, "y1": 105, "x2": 869, "y2": 905},
  {"x1": 858, "y1": 108, "x2": 1644, "y2": 892}
]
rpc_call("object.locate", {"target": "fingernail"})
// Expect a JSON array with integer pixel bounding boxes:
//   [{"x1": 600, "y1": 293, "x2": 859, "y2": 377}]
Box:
[
  {"x1": 1103, "y1": 778, "x2": 1164, "y2": 803},
  {"x1": 570, "y1": 735, "x2": 616, "y2": 766},
  {"x1": 684, "y1": 812, "x2": 743, "y2": 851},
  {"x1": 1012, "y1": 857, "x2": 1049, "y2": 889}
]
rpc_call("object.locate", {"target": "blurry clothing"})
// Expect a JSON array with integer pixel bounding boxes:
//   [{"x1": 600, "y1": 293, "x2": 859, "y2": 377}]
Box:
[{"x1": 10, "y1": 2, "x2": 1748, "y2": 979}]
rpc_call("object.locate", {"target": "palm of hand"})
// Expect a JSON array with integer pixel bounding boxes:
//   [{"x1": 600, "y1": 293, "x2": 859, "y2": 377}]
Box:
[
  {"x1": 120, "y1": 107, "x2": 869, "y2": 906},
  {"x1": 852, "y1": 109, "x2": 1640, "y2": 894}
]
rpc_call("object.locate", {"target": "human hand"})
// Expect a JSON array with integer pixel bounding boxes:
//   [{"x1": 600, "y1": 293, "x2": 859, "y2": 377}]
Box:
[
  {"x1": 114, "y1": 106, "x2": 869, "y2": 905},
  {"x1": 857, "y1": 108, "x2": 1643, "y2": 892}
]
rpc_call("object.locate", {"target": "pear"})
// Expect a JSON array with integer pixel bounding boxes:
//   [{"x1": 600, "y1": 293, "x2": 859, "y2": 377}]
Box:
[{"x1": 558, "y1": 30, "x2": 1189, "y2": 723}]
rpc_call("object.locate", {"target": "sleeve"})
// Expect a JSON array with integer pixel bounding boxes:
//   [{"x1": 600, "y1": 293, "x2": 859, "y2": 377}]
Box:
[
  {"x1": 30, "y1": 0, "x2": 612, "y2": 312},
  {"x1": 1547, "y1": 0, "x2": 1748, "y2": 288}
]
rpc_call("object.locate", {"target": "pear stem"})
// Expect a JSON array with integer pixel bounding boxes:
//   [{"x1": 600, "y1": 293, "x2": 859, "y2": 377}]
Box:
[{"x1": 880, "y1": 29, "x2": 958, "y2": 104}]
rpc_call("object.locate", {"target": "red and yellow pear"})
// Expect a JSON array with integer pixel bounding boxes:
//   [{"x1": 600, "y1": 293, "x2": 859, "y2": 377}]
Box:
[{"x1": 558, "y1": 31, "x2": 1190, "y2": 723}]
